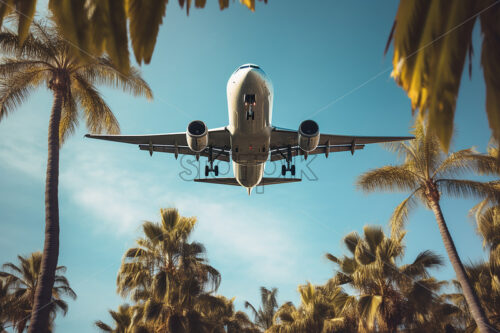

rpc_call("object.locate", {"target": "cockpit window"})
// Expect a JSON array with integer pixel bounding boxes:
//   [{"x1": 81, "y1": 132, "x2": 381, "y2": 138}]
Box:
[{"x1": 238, "y1": 64, "x2": 260, "y2": 70}]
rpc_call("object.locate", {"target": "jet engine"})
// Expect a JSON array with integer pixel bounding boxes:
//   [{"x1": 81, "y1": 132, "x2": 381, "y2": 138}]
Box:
[
  {"x1": 186, "y1": 120, "x2": 208, "y2": 152},
  {"x1": 298, "y1": 120, "x2": 320, "y2": 152}
]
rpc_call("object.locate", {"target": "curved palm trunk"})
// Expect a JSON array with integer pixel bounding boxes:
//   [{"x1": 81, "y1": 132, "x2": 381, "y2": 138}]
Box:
[
  {"x1": 428, "y1": 197, "x2": 494, "y2": 333},
  {"x1": 28, "y1": 88, "x2": 63, "y2": 333}
]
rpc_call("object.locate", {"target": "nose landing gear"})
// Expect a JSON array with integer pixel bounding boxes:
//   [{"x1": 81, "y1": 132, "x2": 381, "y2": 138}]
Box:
[{"x1": 244, "y1": 94, "x2": 256, "y2": 120}]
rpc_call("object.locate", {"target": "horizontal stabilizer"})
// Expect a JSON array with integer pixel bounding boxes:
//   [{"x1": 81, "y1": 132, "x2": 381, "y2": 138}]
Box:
[{"x1": 194, "y1": 177, "x2": 301, "y2": 186}]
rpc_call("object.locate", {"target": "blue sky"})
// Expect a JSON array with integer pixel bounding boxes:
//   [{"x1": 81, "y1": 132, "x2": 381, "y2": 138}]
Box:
[{"x1": 0, "y1": 1, "x2": 494, "y2": 331}]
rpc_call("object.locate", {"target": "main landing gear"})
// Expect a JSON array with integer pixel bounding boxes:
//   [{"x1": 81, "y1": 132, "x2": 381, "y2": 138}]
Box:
[
  {"x1": 204, "y1": 146, "x2": 219, "y2": 176},
  {"x1": 281, "y1": 146, "x2": 296, "y2": 176},
  {"x1": 244, "y1": 94, "x2": 256, "y2": 120}
]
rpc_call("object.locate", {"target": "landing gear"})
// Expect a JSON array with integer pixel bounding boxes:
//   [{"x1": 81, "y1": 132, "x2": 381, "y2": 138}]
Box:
[
  {"x1": 281, "y1": 146, "x2": 296, "y2": 176},
  {"x1": 246, "y1": 107, "x2": 254, "y2": 120},
  {"x1": 205, "y1": 146, "x2": 219, "y2": 176},
  {"x1": 244, "y1": 94, "x2": 256, "y2": 120}
]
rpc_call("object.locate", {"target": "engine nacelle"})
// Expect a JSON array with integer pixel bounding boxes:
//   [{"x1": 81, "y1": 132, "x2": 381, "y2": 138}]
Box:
[
  {"x1": 298, "y1": 120, "x2": 320, "y2": 152},
  {"x1": 186, "y1": 120, "x2": 208, "y2": 152}
]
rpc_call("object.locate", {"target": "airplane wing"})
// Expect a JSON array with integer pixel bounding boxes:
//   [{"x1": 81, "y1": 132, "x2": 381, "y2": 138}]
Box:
[
  {"x1": 269, "y1": 127, "x2": 413, "y2": 161},
  {"x1": 85, "y1": 127, "x2": 231, "y2": 162}
]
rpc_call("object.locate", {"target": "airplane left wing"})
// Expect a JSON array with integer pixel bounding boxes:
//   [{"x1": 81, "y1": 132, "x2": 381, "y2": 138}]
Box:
[
  {"x1": 270, "y1": 127, "x2": 413, "y2": 161},
  {"x1": 85, "y1": 127, "x2": 231, "y2": 161}
]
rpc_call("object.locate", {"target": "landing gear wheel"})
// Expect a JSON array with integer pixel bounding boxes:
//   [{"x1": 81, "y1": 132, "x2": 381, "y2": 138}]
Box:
[
  {"x1": 291, "y1": 165, "x2": 296, "y2": 176},
  {"x1": 205, "y1": 165, "x2": 209, "y2": 177},
  {"x1": 281, "y1": 165, "x2": 286, "y2": 176},
  {"x1": 214, "y1": 165, "x2": 219, "y2": 176}
]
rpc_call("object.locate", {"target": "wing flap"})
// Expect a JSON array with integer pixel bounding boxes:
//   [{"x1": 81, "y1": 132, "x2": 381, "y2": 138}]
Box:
[
  {"x1": 138, "y1": 145, "x2": 230, "y2": 162},
  {"x1": 270, "y1": 144, "x2": 365, "y2": 161}
]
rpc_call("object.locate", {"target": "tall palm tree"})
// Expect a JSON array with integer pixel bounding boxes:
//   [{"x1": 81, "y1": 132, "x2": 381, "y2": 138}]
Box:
[
  {"x1": 117, "y1": 208, "x2": 222, "y2": 332},
  {"x1": 0, "y1": 252, "x2": 76, "y2": 333},
  {"x1": 244, "y1": 287, "x2": 278, "y2": 331},
  {"x1": 326, "y1": 225, "x2": 451, "y2": 332},
  {"x1": 0, "y1": 19, "x2": 152, "y2": 332},
  {"x1": 356, "y1": 123, "x2": 500, "y2": 332}
]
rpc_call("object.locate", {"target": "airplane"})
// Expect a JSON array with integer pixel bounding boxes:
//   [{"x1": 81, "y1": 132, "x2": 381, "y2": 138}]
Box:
[{"x1": 86, "y1": 64, "x2": 413, "y2": 195}]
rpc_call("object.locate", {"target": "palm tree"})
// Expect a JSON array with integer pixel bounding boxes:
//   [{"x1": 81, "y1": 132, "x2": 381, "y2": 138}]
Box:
[
  {"x1": 326, "y1": 225, "x2": 451, "y2": 332},
  {"x1": 0, "y1": 19, "x2": 152, "y2": 332},
  {"x1": 387, "y1": 1, "x2": 500, "y2": 152},
  {"x1": 244, "y1": 287, "x2": 279, "y2": 331},
  {"x1": 269, "y1": 281, "x2": 348, "y2": 333},
  {"x1": 356, "y1": 123, "x2": 500, "y2": 332},
  {"x1": 0, "y1": 252, "x2": 76, "y2": 333},
  {"x1": 117, "y1": 208, "x2": 222, "y2": 332}
]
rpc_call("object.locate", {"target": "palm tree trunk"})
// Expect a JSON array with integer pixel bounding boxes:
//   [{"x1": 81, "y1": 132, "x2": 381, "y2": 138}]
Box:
[
  {"x1": 28, "y1": 87, "x2": 63, "y2": 333},
  {"x1": 428, "y1": 197, "x2": 494, "y2": 333}
]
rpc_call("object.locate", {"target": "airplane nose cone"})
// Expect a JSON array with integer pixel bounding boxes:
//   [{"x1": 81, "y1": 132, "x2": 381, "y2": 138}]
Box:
[{"x1": 241, "y1": 68, "x2": 265, "y2": 82}]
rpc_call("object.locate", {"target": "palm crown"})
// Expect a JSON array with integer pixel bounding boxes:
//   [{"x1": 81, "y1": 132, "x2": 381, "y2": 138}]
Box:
[
  {"x1": 357, "y1": 122, "x2": 500, "y2": 237},
  {"x1": 0, "y1": 19, "x2": 152, "y2": 144},
  {"x1": 0, "y1": 252, "x2": 76, "y2": 333}
]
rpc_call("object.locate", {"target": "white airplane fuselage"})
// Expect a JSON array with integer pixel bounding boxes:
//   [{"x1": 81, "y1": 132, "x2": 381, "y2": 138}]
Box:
[{"x1": 226, "y1": 65, "x2": 273, "y2": 190}]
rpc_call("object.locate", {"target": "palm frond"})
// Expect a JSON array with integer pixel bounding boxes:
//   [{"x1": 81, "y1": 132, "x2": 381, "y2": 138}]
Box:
[
  {"x1": 342, "y1": 231, "x2": 360, "y2": 255},
  {"x1": 94, "y1": 320, "x2": 113, "y2": 332},
  {"x1": 438, "y1": 179, "x2": 500, "y2": 203},
  {"x1": 78, "y1": 57, "x2": 152, "y2": 100},
  {"x1": 0, "y1": 29, "x2": 56, "y2": 62},
  {"x1": 389, "y1": 188, "x2": 422, "y2": 237},
  {"x1": 433, "y1": 148, "x2": 482, "y2": 178},
  {"x1": 59, "y1": 91, "x2": 79, "y2": 145},
  {"x1": 480, "y1": 3, "x2": 500, "y2": 150},
  {"x1": 401, "y1": 250, "x2": 443, "y2": 278},
  {"x1": 0, "y1": 69, "x2": 46, "y2": 120},
  {"x1": 127, "y1": 0, "x2": 168, "y2": 65},
  {"x1": 357, "y1": 165, "x2": 420, "y2": 193},
  {"x1": 362, "y1": 225, "x2": 385, "y2": 255},
  {"x1": 0, "y1": 58, "x2": 51, "y2": 77},
  {"x1": 72, "y1": 73, "x2": 120, "y2": 135},
  {"x1": 358, "y1": 294, "x2": 382, "y2": 330}
]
